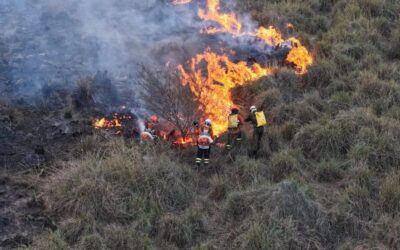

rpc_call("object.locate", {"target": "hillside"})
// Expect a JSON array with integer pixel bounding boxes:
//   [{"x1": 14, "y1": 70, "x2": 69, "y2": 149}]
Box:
[{"x1": 1, "y1": 0, "x2": 400, "y2": 249}]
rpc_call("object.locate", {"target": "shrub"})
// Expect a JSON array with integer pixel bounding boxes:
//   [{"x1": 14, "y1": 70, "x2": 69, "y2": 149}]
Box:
[
  {"x1": 102, "y1": 224, "x2": 152, "y2": 250},
  {"x1": 79, "y1": 234, "x2": 105, "y2": 250},
  {"x1": 329, "y1": 91, "x2": 353, "y2": 111},
  {"x1": 342, "y1": 184, "x2": 374, "y2": 220},
  {"x1": 254, "y1": 88, "x2": 283, "y2": 111},
  {"x1": 274, "y1": 68, "x2": 302, "y2": 102},
  {"x1": 357, "y1": 0, "x2": 384, "y2": 18},
  {"x1": 305, "y1": 59, "x2": 336, "y2": 89},
  {"x1": 333, "y1": 51, "x2": 357, "y2": 74},
  {"x1": 355, "y1": 71, "x2": 400, "y2": 109},
  {"x1": 372, "y1": 214, "x2": 400, "y2": 249},
  {"x1": 225, "y1": 156, "x2": 265, "y2": 188},
  {"x1": 388, "y1": 30, "x2": 400, "y2": 59},
  {"x1": 350, "y1": 127, "x2": 400, "y2": 172},
  {"x1": 59, "y1": 217, "x2": 95, "y2": 245},
  {"x1": 385, "y1": 106, "x2": 400, "y2": 120},
  {"x1": 42, "y1": 142, "x2": 196, "y2": 222},
  {"x1": 268, "y1": 150, "x2": 301, "y2": 182},
  {"x1": 236, "y1": 223, "x2": 273, "y2": 250},
  {"x1": 280, "y1": 121, "x2": 301, "y2": 142},
  {"x1": 78, "y1": 135, "x2": 105, "y2": 155},
  {"x1": 224, "y1": 191, "x2": 253, "y2": 220},
  {"x1": 350, "y1": 166, "x2": 374, "y2": 192},
  {"x1": 28, "y1": 231, "x2": 69, "y2": 250},
  {"x1": 271, "y1": 101, "x2": 321, "y2": 126},
  {"x1": 379, "y1": 172, "x2": 400, "y2": 214},
  {"x1": 246, "y1": 181, "x2": 359, "y2": 248},
  {"x1": 316, "y1": 161, "x2": 343, "y2": 182},
  {"x1": 293, "y1": 108, "x2": 380, "y2": 160},
  {"x1": 293, "y1": 119, "x2": 353, "y2": 160},
  {"x1": 37, "y1": 140, "x2": 197, "y2": 249},
  {"x1": 208, "y1": 175, "x2": 228, "y2": 201},
  {"x1": 159, "y1": 209, "x2": 204, "y2": 248}
]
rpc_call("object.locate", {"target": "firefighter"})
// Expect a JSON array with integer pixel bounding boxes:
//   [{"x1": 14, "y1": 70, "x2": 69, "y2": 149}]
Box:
[
  {"x1": 226, "y1": 104, "x2": 244, "y2": 150},
  {"x1": 195, "y1": 119, "x2": 214, "y2": 166},
  {"x1": 245, "y1": 106, "x2": 267, "y2": 157},
  {"x1": 141, "y1": 115, "x2": 159, "y2": 142}
]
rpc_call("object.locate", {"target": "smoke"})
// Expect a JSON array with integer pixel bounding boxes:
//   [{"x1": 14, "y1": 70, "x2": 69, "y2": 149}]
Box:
[
  {"x1": 0, "y1": 0, "x2": 200, "y2": 101},
  {"x1": 0, "y1": 0, "x2": 296, "y2": 108}
]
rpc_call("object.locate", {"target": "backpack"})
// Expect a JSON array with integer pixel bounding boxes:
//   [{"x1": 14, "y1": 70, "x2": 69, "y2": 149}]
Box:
[
  {"x1": 255, "y1": 111, "x2": 267, "y2": 127},
  {"x1": 228, "y1": 114, "x2": 239, "y2": 129},
  {"x1": 198, "y1": 136, "x2": 211, "y2": 146}
]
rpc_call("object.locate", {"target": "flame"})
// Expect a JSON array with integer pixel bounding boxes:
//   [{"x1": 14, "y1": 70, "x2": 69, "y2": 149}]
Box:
[
  {"x1": 92, "y1": 112, "x2": 134, "y2": 130},
  {"x1": 254, "y1": 26, "x2": 284, "y2": 47},
  {"x1": 286, "y1": 38, "x2": 314, "y2": 75},
  {"x1": 198, "y1": 0, "x2": 242, "y2": 36},
  {"x1": 178, "y1": 50, "x2": 273, "y2": 136},
  {"x1": 173, "y1": 137, "x2": 194, "y2": 146},
  {"x1": 93, "y1": 117, "x2": 122, "y2": 129},
  {"x1": 195, "y1": 0, "x2": 312, "y2": 74},
  {"x1": 171, "y1": 0, "x2": 193, "y2": 5}
]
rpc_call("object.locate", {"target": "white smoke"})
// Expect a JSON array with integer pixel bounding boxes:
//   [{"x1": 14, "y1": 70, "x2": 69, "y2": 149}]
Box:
[{"x1": 0, "y1": 0, "x2": 200, "y2": 99}]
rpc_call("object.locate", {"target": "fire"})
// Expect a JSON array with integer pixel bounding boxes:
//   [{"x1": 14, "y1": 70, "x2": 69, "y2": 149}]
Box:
[
  {"x1": 254, "y1": 26, "x2": 284, "y2": 47},
  {"x1": 286, "y1": 38, "x2": 314, "y2": 75},
  {"x1": 171, "y1": 0, "x2": 193, "y2": 5},
  {"x1": 92, "y1": 112, "x2": 134, "y2": 130},
  {"x1": 173, "y1": 137, "x2": 194, "y2": 146},
  {"x1": 198, "y1": 0, "x2": 242, "y2": 36},
  {"x1": 178, "y1": 50, "x2": 273, "y2": 136},
  {"x1": 93, "y1": 117, "x2": 122, "y2": 129},
  {"x1": 194, "y1": 0, "x2": 313, "y2": 74}
]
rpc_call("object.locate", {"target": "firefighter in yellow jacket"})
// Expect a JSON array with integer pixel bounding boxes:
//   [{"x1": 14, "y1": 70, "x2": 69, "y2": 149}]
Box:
[
  {"x1": 245, "y1": 106, "x2": 267, "y2": 157},
  {"x1": 226, "y1": 105, "x2": 244, "y2": 150},
  {"x1": 196, "y1": 119, "x2": 214, "y2": 166}
]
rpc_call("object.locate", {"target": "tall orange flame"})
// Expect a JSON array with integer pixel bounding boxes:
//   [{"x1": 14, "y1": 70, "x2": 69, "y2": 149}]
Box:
[{"x1": 178, "y1": 50, "x2": 273, "y2": 135}]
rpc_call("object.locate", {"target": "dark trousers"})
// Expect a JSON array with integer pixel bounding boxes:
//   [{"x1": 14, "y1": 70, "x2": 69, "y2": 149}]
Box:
[
  {"x1": 251, "y1": 127, "x2": 264, "y2": 157},
  {"x1": 226, "y1": 130, "x2": 242, "y2": 150},
  {"x1": 196, "y1": 148, "x2": 210, "y2": 165}
]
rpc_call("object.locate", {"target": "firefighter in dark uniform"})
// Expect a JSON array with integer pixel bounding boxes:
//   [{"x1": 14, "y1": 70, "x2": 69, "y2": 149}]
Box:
[{"x1": 245, "y1": 106, "x2": 267, "y2": 157}]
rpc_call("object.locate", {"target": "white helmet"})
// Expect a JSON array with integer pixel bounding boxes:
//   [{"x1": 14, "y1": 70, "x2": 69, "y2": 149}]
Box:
[
  {"x1": 205, "y1": 119, "x2": 212, "y2": 126},
  {"x1": 250, "y1": 105, "x2": 257, "y2": 112}
]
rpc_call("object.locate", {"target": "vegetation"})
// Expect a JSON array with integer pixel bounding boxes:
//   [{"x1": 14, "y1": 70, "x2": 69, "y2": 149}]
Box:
[{"x1": 28, "y1": 0, "x2": 400, "y2": 249}]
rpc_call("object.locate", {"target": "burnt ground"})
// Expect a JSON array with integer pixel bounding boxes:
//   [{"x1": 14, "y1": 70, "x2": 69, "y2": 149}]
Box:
[{"x1": 0, "y1": 102, "x2": 93, "y2": 249}]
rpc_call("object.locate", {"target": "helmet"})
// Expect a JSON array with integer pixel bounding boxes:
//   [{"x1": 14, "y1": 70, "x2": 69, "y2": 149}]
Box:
[
  {"x1": 149, "y1": 115, "x2": 158, "y2": 123},
  {"x1": 231, "y1": 104, "x2": 239, "y2": 111},
  {"x1": 250, "y1": 106, "x2": 257, "y2": 112},
  {"x1": 205, "y1": 119, "x2": 212, "y2": 126}
]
